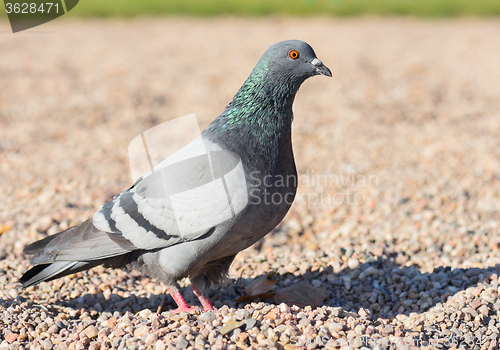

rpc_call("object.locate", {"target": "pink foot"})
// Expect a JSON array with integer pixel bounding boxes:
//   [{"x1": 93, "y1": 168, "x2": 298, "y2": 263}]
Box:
[
  {"x1": 192, "y1": 285, "x2": 214, "y2": 311},
  {"x1": 170, "y1": 305, "x2": 200, "y2": 314},
  {"x1": 168, "y1": 289, "x2": 200, "y2": 314}
]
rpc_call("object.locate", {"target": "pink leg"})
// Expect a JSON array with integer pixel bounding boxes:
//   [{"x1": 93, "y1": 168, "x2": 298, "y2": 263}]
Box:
[
  {"x1": 168, "y1": 289, "x2": 199, "y2": 314},
  {"x1": 192, "y1": 285, "x2": 214, "y2": 311}
]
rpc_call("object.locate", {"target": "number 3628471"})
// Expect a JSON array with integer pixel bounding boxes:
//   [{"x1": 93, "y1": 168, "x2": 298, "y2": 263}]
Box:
[{"x1": 5, "y1": 3, "x2": 59, "y2": 14}]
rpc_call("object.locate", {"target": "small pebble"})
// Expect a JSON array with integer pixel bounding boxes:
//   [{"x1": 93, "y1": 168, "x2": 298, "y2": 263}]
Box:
[
  {"x1": 200, "y1": 312, "x2": 216, "y2": 322},
  {"x1": 347, "y1": 258, "x2": 359, "y2": 269}
]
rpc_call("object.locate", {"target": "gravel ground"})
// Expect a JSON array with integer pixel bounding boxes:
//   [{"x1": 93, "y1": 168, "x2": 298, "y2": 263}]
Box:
[{"x1": 1, "y1": 17, "x2": 500, "y2": 350}]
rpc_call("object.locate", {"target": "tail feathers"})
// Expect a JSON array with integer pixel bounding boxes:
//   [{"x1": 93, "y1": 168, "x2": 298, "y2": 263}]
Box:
[
  {"x1": 20, "y1": 251, "x2": 141, "y2": 288},
  {"x1": 20, "y1": 260, "x2": 105, "y2": 288},
  {"x1": 24, "y1": 218, "x2": 131, "y2": 265},
  {"x1": 23, "y1": 232, "x2": 62, "y2": 255},
  {"x1": 21, "y1": 218, "x2": 141, "y2": 288}
]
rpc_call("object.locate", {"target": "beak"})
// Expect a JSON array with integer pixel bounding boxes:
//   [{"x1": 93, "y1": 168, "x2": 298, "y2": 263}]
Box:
[{"x1": 311, "y1": 58, "x2": 332, "y2": 77}]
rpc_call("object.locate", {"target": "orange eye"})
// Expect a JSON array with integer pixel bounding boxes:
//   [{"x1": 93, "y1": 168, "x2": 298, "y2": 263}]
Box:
[{"x1": 288, "y1": 50, "x2": 299, "y2": 60}]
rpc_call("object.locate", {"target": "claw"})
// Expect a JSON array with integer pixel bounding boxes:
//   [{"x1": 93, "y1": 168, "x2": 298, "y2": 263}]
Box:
[
  {"x1": 170, "y1": 305, "x2": 200, "y2": 314},
  {"x1": 165, "y1": 288, "x2": 200, "y2": 314}
]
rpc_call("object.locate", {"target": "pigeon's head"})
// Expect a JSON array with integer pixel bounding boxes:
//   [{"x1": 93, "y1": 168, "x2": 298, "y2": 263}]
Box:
[{"x1": 260, "y1": 40, "x2": 332, "y2": 84}]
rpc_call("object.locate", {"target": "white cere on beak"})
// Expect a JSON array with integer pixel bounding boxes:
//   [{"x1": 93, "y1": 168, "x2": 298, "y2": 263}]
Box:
[{"x1": 311, "y1": 58, "x2": 323, "y2": 67}]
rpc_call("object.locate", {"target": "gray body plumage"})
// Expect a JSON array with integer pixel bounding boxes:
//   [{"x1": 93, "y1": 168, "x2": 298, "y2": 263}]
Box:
[{"x1": 21, "y1": 40, "x2": 331, "y2": 302}]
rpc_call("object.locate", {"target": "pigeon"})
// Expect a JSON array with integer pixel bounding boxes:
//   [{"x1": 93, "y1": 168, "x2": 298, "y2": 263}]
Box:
[{"x1": 20, "y1": 40, "x2": 331, "y2": 313}]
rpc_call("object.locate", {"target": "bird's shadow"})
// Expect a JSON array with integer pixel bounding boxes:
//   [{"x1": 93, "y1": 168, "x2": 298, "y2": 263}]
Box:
[
  {"x1": 26, "y1": 255, "x2": 498, "y2": 324},
  {"x1": 231, "y1": 258, "x2": 498, "y2": 317}
]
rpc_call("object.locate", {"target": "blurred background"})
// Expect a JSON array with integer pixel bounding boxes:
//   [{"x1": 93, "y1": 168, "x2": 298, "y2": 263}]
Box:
[
  {"x1": 0, "y1": 0, "x2": 500, "y2": 333},
  {"x1": 2, "y1": 0, "x2": 500, "y2": 18}
]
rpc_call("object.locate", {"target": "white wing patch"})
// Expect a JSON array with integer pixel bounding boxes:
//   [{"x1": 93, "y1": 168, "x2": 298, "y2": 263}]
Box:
[{"x1": 92, "y1": 135, "x2": 249, "y2": 251}]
